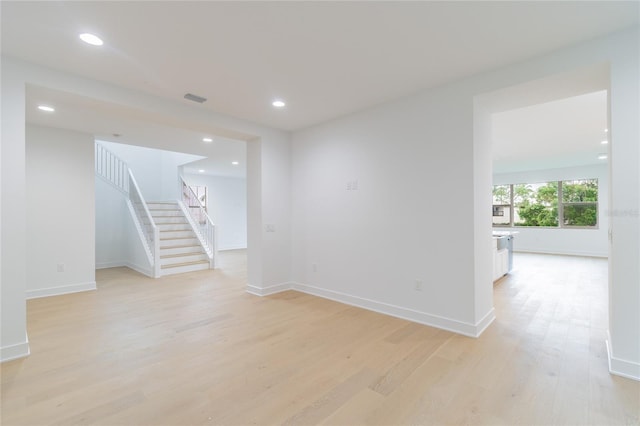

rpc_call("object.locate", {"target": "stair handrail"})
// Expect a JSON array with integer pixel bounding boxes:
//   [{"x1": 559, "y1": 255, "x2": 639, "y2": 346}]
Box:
[
  {"x1": 128, "y1": 170, "x2": 161, "y2": 277},
  {"x1": 95, "y1": 142, "x2": 160, "y2": 277},
  {"x1": 179, "y1": 176, "x2": 216, "y2": 266}
]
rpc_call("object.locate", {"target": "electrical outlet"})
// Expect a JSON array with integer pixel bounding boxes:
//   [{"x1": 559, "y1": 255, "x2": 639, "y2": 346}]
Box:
[
  {"x1": 414, "y1": 279, "x2": 423, "y2": 291},
  {"x1": 57, "y1": 263, "x2": 65, "y2": 272}
]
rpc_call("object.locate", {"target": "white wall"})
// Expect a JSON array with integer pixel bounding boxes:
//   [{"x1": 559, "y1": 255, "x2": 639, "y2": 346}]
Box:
[
  {"x1": 493, "y1": 164, "x2": 608, "y2": 257},
  {"x1": 96, "y1": 173, "x2": 154, "y2": 275},
  {"x1": 1, "y1": 56, "x2": 291, "y2": 362},
  {"x1": 607, "y1": 28, "x2": 640, "y2": 380},
  {"x1": 95, "y1": 177, "x2": 127, "y2": 268},
  {"x1": 25, "y1": 125, "x2": 96, "y2": 298},
  {"x1": 1, "y1": 66, "x2": 29, "y2": 361},
  {"x1": 291, "y1": 27, "x2": 639, "y2": 379},
  {"x1": 97, "y1": 140, "x2": 203, "y2": 201},
  {"x1": 291, "y1": 79, "x2": 482, "y2": 335},
  {"x1": 183, "y1": 174, "x2": 247, "y2": 251}
]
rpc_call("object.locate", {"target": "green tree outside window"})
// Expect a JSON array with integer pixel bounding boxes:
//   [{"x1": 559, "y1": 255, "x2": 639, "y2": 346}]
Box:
[{"x1": 493, "y1": 179, "x2": 598, "y2": 228}]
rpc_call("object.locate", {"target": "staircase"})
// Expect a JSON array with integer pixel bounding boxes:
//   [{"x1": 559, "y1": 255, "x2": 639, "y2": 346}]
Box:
[
  {"x1": 148, "y1": 202, "x2": 210, "y2": 275},
  {"x1": 96, "y1": 142, "x2": 216, "y2": 278}
]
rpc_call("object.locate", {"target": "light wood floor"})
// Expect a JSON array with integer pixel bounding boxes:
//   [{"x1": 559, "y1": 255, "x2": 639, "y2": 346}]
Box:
[{"x1": 1, "y1": 251, "x2": 638, "y2": 425}]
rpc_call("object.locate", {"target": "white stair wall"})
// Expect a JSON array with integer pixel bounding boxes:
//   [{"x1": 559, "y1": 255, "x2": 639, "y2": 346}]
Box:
[{"x1": 148, "y1": 202, "x2": 210, "y2": 276}]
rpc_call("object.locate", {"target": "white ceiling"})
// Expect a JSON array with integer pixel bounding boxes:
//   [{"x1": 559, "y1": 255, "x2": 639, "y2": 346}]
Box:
[
  {"x1": 492, "y1": 90, "x2": 608, "y2": 174},
  {"x1": 2, "y1": 1, "x2": 638, "y2": 131},
  {"x1": 5, "y1": 2, "x2": 636, "y2": 176},
  {"x1": 26, "y1": 85, "x2": 247, "y2": 178},
  {"x1": 181, "y1": 143, "x2": 247, "y2": 179}
]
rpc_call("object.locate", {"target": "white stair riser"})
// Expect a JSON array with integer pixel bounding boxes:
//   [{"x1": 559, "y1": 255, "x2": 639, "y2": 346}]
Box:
[
  {"x1": 149, "y1": 210, "x2": 183, "y2": 217},
  {"x1": 160, "y1": 253, "x2": 208, "y2": 266},
  {"x1": 161, "y1": 262, "x2": 209, "y2": 276},
  {"x1": 156, "y1": 223, "x2": 191, "y2": 231},
  {"x1": 147, "y1": 203, "x2": 179, "y2": 210},
  {"x1": 160, "y1": 237, "x2": 199, "y2": 246},
  {"x1": 143, "y1": 201, "x2": 213, "y2": 276},
  {"x1": 153, "y1": 217, "x2": 189, "y2": 224},
  {"x1": 160, "y1": 246, "x2": 203, "y2": 256},
  {"x1": 160, "y1": 230, "x2": 195, "y2": 239}
]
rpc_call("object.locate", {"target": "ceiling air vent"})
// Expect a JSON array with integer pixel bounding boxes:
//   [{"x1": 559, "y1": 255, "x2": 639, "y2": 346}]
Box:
[{"x1": 184, "y1": 93, "x2": 207, "y2": 103}]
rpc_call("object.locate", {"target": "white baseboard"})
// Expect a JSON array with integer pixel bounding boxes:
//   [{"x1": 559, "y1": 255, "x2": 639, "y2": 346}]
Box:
[
  {"x1": 218, "y1": 246, "x2": 247, "y2": 251},
  {"x1": 96, "y1": 261, "x2": 126, "y2": 269},
  {"x1": 246, "y1": 282, "x2": 292, "y2": 296},
  {"x1": 514, "y1": 249, "x2": 607, "y2": 258},
  {"x1": 1, "y1": 338, "x2": 30, "y2": 363},
  {"x1": 26, "y1": 281, "x2": 97, "y2": 300},
  {"x1": 606, "y1": 334, "x2": 640, "y2": 381},
  {"x1": 98, "y1": 262, "x2": 153, "y2": 277},
  {"x1": 292, "y1": 282, "x2": 493, "y2": 338},
  {"x1": 475, "y1": 308, "x2": 497, "y2": 337},
  {"x1": 124, "y1": 262, "x2": 154, "y2": 278},
  {"x1": 246, "y1": 281, "x2": 493, "y2": 338}
]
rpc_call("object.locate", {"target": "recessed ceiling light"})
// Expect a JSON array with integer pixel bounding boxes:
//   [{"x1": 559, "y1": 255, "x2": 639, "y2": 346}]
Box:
[
  {"x1": 598, "y1": 154, "x2": 608, "y2": 160},
  {"x1": 203, "y1": 137, "x2": 213, "y2": 143},
  {"x1": 272, "y1": 100, "x2": 286, "y2": 108},
  {"x1": 604, "y1": 128, "x2": 609, "y2": 132},
  {"x1": 601, "y1": 140, "x2": 608, "y2": 145},
  {"x1": 37, "y1": 105, "x2": 55, "y2": 112},
  {"x1": 199, "y1": 169, "x2": 205, "y2": 173},
  {"x1": 231, "y1": 161, "x2": 239, "y2": 165},
  {"x1": 79, "y1": 33, "x2": 103, "y2": 46}
]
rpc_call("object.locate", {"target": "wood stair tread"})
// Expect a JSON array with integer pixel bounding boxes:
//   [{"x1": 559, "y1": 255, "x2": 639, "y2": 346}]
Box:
[
  {"x1": 145, "y1": 201, "x2": 211, "y2": 275},
  {"x1": 161, "y1": 252, "x2": 205, "y2": 259},
  {"x1": 160, "y1": 236, "x2": 197, "y2": 241},
  {"x1": 161, "y1": 260, "x2": 209, "y2": 269},
  {"x1": 160, "y1": 244, "x2": 200, "y2": 249}
]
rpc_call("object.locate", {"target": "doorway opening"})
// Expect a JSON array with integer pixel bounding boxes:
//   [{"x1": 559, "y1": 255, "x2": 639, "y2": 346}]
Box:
[{"x1": 474, "y1": 62, "x2": 612, "y2": 370}]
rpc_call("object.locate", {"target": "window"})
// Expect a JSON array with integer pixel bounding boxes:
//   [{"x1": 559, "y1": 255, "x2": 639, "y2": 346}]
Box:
[
  {"x1": 492, "y1": 184, "x2": 511, "y2": 226},
  {"x1": 514, "y1": 182, "x2": 558, "y2": 227},
  {"x1": 493, "y1": 179, "x2": 598, "y2": 228},
  {"x1": 561, "y1": 179, "x2": 598, "y2": 227}
]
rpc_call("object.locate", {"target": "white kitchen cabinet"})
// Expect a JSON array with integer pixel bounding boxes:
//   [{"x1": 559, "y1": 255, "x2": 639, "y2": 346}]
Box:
[{"x1": 493, "y1": 248, "x2": 508, "y2": 281}]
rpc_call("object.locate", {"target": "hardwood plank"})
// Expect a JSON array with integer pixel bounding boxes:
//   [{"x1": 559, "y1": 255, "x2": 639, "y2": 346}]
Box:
[
  {"x1": 282, "y1": 368, "x2": 379, "y2": 426},
  {"x1": 1, "y1": 251, "x2": 638, "y2": 425},
  {"x1": 369, "y1": 329, "x2": 449, "y2": 396},
  {"x1": 319, "y1": 388, "x2": 385, "y2": 426}
]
